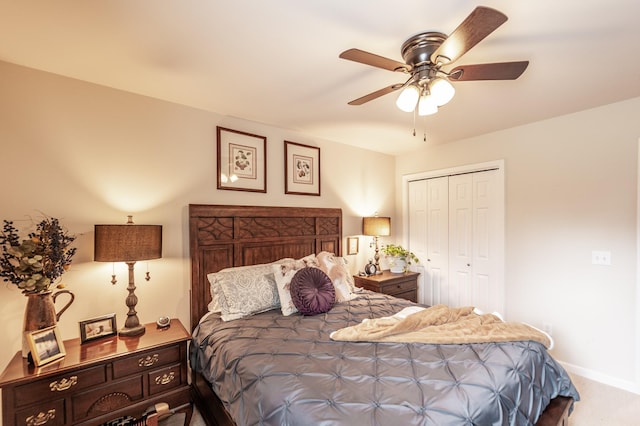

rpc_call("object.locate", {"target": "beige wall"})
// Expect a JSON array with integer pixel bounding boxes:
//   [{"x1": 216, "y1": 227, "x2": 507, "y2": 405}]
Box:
[
  {"x1": 395, "y1": 97, "x2": 640, "y2": 392},
  {"x1": 0, "y1": 61, "x2": 396, "y2": 372}
]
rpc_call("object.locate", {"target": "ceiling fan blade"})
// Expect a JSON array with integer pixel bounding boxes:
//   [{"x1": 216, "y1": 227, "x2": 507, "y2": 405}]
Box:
[
  {"x1": 431, "y1": 6, "x2": 508, "y2": 65},
  {"x1": 347, "y1": 83, "x2": 404, "y2": 105},
  {"x1": 448, "y1": 61, "x2": 529, "y2": 81},
  {"x1": 340, "y1": 48, "x2": 410, "y2": 73}
]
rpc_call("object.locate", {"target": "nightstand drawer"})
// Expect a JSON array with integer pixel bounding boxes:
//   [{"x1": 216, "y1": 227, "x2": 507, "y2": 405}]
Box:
[
  {"x1": 15, "y1": 399, "x2": 65, "y2": 426},
  {"x1": 381, "y1": 279, "x2": 416, "y2": 295},
  {"x1": 14, "y1": 365, "x2": 106, "y2": 407},
  {"x1": 72, "y1": 375, "x2": 143, "y2": 422},
  {"x1": 112, "y1": 345, "x2": 180, "y2": 379},
  {"x1": 148, "y1": 363, "x2": 183, "y2": 395}
]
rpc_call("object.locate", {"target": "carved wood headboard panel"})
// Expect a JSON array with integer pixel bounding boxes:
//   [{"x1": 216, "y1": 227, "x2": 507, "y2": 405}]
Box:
[{"x1": 188, "y1": 204, "x2": 342, "y2": 329}]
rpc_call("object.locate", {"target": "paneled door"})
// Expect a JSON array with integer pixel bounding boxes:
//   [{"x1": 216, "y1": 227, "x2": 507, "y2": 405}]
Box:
[{"x1": 408, "y1": 168, "x2": 504, "y2": 314}]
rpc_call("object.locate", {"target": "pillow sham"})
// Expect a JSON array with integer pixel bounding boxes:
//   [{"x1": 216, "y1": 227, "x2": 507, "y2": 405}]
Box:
[
  {"x1": 316, "y1": 251, "x2": 358, "y2": 302},
  {"x1": 272, "y1": 254, "x2": 319, "y2": 316},
  {"x1": 209, "y1": 264, "x2": 280, "y2": 321},
  {"x1": 290, "y1": 267, "x2": 335, "y2": 315},
  {"x1": 207, "y1": 258, "x2": 294, "y2": 313}
]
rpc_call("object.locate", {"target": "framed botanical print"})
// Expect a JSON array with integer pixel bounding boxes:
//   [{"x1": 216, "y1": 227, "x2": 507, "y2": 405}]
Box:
[
  {"x1": 284, "y1": 141, "x2": 320, "y2": 196},
  {"x1": 217, "y1": 126, "x2": 267, "y2": 192}
]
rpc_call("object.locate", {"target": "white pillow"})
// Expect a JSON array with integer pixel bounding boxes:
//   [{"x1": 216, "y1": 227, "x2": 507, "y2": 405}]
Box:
[
  {"x1": 316, "y1": 251, "x2": 358, "y2": 302},
  {"x1": 272, "y1": 254, "x2": 318, "y2": 316}
]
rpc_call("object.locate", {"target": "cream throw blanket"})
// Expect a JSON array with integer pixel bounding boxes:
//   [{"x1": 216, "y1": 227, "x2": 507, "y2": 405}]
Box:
[{"x1": 330, "y1": 304, "x2": 552, "y2": 349}]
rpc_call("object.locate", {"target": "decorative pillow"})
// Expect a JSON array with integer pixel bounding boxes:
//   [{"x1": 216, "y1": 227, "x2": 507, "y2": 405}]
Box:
[
  {"x1": 290, "y1": 267, "x2": 335, "y2": 315},
  {"x1": 272, "y1": 254, "x2": 318, "y2": 316},
  {"x1": 207, "y1": 259, "x2": 293, "y2": 313},
  {"x1": 208, "y1": 264, "x2": 280, "y2": 321},
  {"x1": 316, "y1": 251, "x2": 358, "y2": 302}
]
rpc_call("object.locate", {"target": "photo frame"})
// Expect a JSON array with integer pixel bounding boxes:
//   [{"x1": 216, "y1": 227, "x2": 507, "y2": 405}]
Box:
[
  {"x1": 217, "y1": 126, "x2": 267, "y2": 192},
  {"x1": 347, "y1": 237, "x2": 359, "y2": 255},
  {"x1": 285, "y1": 141, "x2": 320, "y2": 196},
  {"x1": 27, "y1": 325, "x2": 66, "y2": 366},
  {"x1": 79, "y1": 313, "x2": 117, "y2": 343}
]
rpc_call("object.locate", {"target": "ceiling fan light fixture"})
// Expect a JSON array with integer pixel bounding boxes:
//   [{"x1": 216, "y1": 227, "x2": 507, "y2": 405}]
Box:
[
  {"x1": 418, "y1": 93, "x2": 438, "y2": 116},
  {"x1": 429, "y1": 77, "x2": 455, "y2": 106},
  {"x1": 396, "y1": 84, "x2": 420, "y2": 112}
]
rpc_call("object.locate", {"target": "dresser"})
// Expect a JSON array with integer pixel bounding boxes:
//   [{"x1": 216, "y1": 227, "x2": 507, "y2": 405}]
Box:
[
  {"x1": 354, "y1": 270, "x2": 419, "y2": 302},
  {"x1": 0, "y1": 319, "x2": 191, "y2": 426}
]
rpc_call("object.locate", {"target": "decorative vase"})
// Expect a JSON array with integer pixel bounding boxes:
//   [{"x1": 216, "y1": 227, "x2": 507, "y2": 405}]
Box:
[
  {"x1": 22, "y1": 290, "x2": 75, "y2": 358},
  {"x1": 389, "y1": 257, "x2": 406, "y2": 273}
]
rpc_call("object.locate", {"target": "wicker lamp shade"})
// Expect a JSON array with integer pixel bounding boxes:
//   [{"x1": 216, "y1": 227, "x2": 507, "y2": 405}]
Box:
[{"x1": 94, "y1": 224, "x2": 162, "y2": 262}]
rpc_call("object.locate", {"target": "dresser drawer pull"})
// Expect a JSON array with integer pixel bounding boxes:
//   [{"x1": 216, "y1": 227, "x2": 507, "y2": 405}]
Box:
[
  {"x1": 138, "y1": 354, "x2": 159, "y2": 367},
  {"x1": 155, "y1": 371, "x2": 175, "y2": 385},
  {"x1": 49, "y1": 375, "x2": 77, "y2": 391},
  {"x1": 26, "y1": 409, "x2": 55, "y2": 426}
]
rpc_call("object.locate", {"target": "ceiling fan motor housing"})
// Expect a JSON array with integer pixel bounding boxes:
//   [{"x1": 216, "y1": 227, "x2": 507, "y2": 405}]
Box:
[{"x1": 400, "y1": 32, "x2": 447, "y2": 68}]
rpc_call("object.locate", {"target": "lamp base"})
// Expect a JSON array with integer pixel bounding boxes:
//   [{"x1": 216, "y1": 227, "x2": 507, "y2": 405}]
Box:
[{"x1": 119, "y1": 324, "x2": 146, "y2": 337}]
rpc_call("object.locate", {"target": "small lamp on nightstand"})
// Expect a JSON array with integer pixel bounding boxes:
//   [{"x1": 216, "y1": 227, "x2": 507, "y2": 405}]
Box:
[
  {"x1": 94, "y1": 216, "x2": 162, "y2": 336},
  {"x1": 363, "y1": 215, "x2": 390, "y2": 274}
]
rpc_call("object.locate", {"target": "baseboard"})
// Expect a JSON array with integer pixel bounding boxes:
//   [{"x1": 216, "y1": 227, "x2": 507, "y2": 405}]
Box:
[{"x1": 560, "y1": 360, "x2": 640, "y2": 395}]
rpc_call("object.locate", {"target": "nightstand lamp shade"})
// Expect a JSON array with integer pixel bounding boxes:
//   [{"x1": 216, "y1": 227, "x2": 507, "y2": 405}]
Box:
[
  {"x1": 363, "y1": 217, "x2": 391, "y2": 238},
  {"x1": 363, "y1": 216, "x2": 391, "y2": 274},
  {"x1": 94, "y1": 216, "x2": 162, "y2": 337}
]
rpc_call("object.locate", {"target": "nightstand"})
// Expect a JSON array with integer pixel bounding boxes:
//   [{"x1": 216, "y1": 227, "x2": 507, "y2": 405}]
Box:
[
  {"x1": 354, "y1": 270, "x2": 419, "y2": 302},
  {"x1": 0, "y1": 319, "x2": 192, "y2": 426}
]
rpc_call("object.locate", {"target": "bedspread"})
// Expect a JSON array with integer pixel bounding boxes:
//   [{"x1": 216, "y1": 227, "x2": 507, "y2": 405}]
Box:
[{"x1": 191, "y1": 291, "x2": 579, "y2": 426}]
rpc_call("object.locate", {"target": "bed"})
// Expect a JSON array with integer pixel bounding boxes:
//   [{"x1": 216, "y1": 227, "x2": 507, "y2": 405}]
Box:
[{"x1": 188, "y1": 204, "x2": 579, "y2": 426}]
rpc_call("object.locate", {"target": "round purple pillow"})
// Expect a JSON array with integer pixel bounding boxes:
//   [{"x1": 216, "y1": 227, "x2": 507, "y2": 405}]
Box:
[{"x1": 290, "y1": 267, "x2": 335, "y2": 316}]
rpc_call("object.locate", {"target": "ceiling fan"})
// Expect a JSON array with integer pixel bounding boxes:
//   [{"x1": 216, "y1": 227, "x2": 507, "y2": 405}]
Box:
[{"x1": 339, "y1": 6, "x2": 529, "y2": 116}]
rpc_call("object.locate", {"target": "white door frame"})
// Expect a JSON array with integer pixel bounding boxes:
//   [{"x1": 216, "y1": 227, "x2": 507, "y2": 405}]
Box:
[{"x1": 401, "y1": 159, "x2": 505, "y2": 313}]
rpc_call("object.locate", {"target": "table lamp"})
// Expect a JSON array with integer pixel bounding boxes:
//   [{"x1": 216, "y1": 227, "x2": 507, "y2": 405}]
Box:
[
  {"x1": 362, "y1": 216, "x2": 390, "y2": 273},
  {"x1": 94, "y1": 216, "x2": 162, "y2": 336}
]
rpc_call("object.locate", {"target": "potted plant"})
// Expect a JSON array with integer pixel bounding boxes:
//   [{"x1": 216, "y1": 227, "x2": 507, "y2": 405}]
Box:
[{"x1": 381, "y1": 244, "x2": 419, "y2": 273}]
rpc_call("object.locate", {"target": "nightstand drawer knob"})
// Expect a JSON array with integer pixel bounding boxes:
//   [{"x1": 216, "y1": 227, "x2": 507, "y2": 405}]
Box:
[
  {"x1": 139, "y1": 354, "x2": 159, "y2": 367},
  {"x1": 49, "y1": 376, "x2": 77, "y2": 391},
  {"x1": 155, "y1": 372, "x2": 175, "y2": 385},
  {"x1": 26, "y1": 409, "x2": 55, "y2": 425}
]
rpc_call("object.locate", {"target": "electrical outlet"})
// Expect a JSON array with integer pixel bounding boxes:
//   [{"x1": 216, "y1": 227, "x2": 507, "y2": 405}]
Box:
[
  {"x1": 542, "y1": 323, "x2": 553, "y2": 336},
  {"x1": 592, "y1": 250, "x2": 611, "y2": 265}
]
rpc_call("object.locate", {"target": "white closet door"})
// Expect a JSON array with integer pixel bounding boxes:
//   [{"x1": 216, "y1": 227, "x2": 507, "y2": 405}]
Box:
[
  {"x1": 408, "y1": 168, "x2": 503, "y2": 314},
  {"x1": 409, "y1": 177, "x2": 448, "y2": 305}
]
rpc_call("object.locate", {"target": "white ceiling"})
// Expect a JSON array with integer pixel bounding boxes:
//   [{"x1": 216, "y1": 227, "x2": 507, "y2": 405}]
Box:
[{"x1": 1, "y1": 1, "x2": 639, "y2": 155}]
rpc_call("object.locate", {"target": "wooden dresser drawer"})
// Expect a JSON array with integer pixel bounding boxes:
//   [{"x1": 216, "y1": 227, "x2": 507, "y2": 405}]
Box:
[
  {"x1": 15, "y1": 399, "x2": 65, "y2": 426},
  {"x1": 148, "y1": 363, "x2": 183, "y2": 395},
  {"x1": 14, "y1": 365, "x2": 106, "y2": 407},
  {"x1": 112, "y1": 345, "x2": 180, "y2": 379},
  {"x1": 72, "y1": 375, "x2": 144, "y2": 422}
]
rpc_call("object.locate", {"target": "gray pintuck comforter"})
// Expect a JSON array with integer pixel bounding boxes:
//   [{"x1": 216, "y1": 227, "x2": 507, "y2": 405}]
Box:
[{"x1": 191, "y1": 291, "x2": 579, "y2": 426}]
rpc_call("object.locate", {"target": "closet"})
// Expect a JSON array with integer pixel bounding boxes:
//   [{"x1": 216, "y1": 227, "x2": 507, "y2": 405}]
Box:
[{"x1": 408, "y1": 166, "x2": 504, "y2": 314}]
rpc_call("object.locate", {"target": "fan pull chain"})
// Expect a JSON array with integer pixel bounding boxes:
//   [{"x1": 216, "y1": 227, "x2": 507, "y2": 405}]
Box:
[
  {"x1": 412, "y1": 107, "x2": 417, "y2": 137},
  {"x1": 423, "y1": 114, "x2": 427, "y2": 142}
]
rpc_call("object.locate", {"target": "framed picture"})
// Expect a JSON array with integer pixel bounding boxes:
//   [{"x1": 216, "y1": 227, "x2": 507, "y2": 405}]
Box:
[
  {"x1": 27, "y1": 325, "x2": 66, "y2": 366},
  {"x1": 284, "y1": 141, "x2": 320, "y2": 196},
  {"x1": 347, "y1": 237, "x2": 359, "y2": 255},
  {"x1": 217, "y1": 126, "x2": 267, "y2": 192},
  {"x1": 79, "y1": 313, "x2": 117, "y2": 343}
]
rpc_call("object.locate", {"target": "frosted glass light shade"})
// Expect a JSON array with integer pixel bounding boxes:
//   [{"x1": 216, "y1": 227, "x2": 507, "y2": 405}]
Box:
[
  {"x1": 429, "y1": 78, "x2": 455, "y2": 106},
  {"x1": 396, "y1": 85, "x2": 420, "y2": 112},
  {"x1": 418, "y1": 94, "x2": 438, "y2": 116}
]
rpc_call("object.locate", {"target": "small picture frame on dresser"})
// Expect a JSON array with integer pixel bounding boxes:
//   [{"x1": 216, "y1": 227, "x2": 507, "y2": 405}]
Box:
[
  {"x1": 27, "y1": 325, "x2": 66, "y2": 366},
  {"x1": 80, "y1": 313, "x2": 117, "y2": 343}
]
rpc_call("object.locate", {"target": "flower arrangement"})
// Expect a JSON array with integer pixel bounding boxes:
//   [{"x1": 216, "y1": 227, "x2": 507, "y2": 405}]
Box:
[
  {"x1": 381, "y1": 244, "x2": 420, "y2": 265},
  {"x1": 0, "y1": 217, "x2": 77, "y2": 295}
]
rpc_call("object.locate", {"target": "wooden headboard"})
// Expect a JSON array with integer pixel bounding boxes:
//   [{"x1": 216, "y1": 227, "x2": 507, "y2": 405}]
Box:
[{"x1": 188, "y1": 204, "x2": 342, "y2": 329}]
